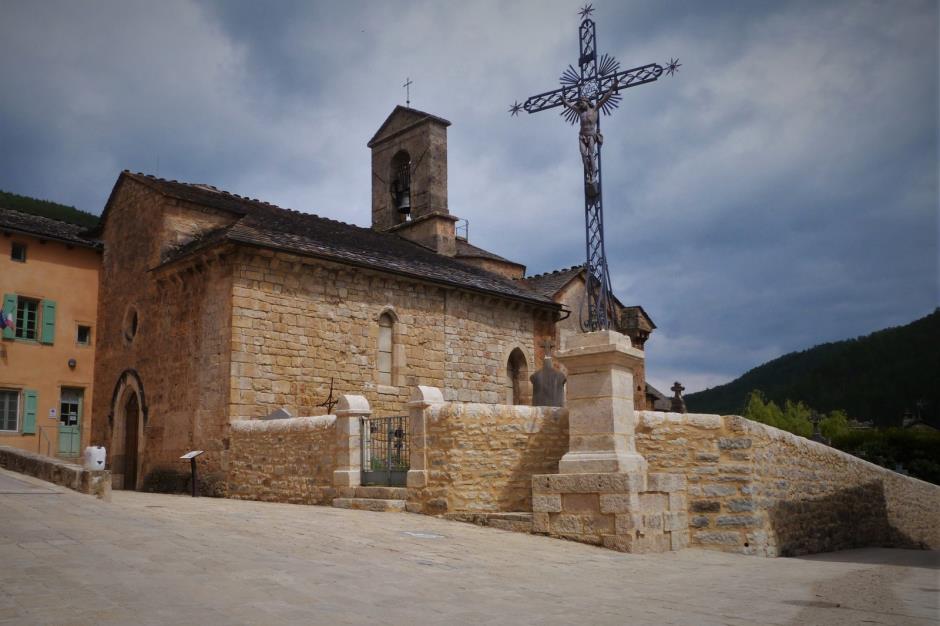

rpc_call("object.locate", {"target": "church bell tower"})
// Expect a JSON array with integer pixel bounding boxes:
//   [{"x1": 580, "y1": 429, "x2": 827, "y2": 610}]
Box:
[{"x1": 368, "y1": 106, "x2": 458, "y2": 255}]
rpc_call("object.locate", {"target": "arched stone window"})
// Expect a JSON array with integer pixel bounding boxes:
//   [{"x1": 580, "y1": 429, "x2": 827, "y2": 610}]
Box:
[
  {"x1": 507, "y1": 347, "x2": 529, "y2": 405},
  {"x1": 377, "y1": 312, "x2": 395, "y2": 386}
]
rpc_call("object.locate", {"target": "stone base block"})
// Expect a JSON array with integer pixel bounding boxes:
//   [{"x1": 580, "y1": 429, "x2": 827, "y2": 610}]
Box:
[
  {"x1": 406, "y1": 469, "x2": 427, "y2": 488},
  {"x1": 647, "y1": 472, "x2": 687, "y2": 493},
  {"x1": 558, "y1": 451, "x2": 648, "y2": 476},
  {"x1": 332, "y1": 469, "x2": 360, "y2": 488},
  {"x1": 532, "y1": 472, "x2": 646, "y2": 494},
  {"x1": 532, "y1": 471, "x2": 688, "y2": 554}
]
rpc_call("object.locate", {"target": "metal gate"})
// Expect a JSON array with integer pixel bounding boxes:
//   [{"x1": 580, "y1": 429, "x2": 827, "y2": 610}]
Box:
[{"x1": 361, "y1": 416, "x2": 409, "y2": 486}]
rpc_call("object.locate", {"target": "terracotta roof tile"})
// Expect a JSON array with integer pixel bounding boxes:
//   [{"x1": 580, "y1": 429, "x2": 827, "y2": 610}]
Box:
[
  {"x1": 0, "y1": 206, "x2": 101, "y2": 248},
  {"x1": 518, "y1": 265, "x2": 584, "y2": 298},
  {"x1": 126, "y1": 173, "x2": 556, "y2": 307},
  {"x1": 454, "y1": 239, "x2": 523, "y2": 266}
]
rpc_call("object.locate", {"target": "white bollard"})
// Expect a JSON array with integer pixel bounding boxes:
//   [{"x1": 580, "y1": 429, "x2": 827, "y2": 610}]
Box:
[{"x1": 83, "y1": 446, "x2": 106, "y2": 471}]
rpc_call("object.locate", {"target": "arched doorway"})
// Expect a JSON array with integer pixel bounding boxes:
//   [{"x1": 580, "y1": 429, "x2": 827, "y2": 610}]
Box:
[
  {"x1": 507, "y1": 348, "x2": 529, "y2": 405},
  {"x1": 109, "y1": 370, "x2": 147, "y2": 490},
  {"x1": 122, "y1": 393, "x2": 140, "y2": 490}
]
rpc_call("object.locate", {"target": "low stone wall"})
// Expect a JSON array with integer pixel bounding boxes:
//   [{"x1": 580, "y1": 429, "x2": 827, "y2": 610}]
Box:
[
  {"x1": 410, "y1": 401, "x2": 568, "y2": 514},
  {"x1": 744, "y1": 418, "x2": 940, "y2": 556},
  {"x1": 0, "y1": 445, "x2": 111, "y2": 499},
  {"x1": 227, "y1": 416, "x2": 338, "y2": 505},
  {"x1": 635, "y1": 411, "x2": 940, "y2": 556}
]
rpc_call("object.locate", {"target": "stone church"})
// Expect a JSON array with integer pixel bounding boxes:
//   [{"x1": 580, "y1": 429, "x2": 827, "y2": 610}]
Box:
[{"x1": 89, "y1": 106, "x2": 655, "y2": 489}]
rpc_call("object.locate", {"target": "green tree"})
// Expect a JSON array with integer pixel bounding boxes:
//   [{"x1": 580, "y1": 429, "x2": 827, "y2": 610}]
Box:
[
  {"x1": 820, "y1": 409, "x2": 850, "y2": 440},
  {"x1": 743, "y1": 390, "x2": 782, "y2": 428},
  {"x1": 778, "y1": 399, "x2": 813, "y2": 438}
]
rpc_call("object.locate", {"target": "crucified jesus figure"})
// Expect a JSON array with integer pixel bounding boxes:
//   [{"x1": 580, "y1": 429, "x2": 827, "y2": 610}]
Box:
[{"x1": 562, "y1": 79, "x2": 618, "y2": 184}]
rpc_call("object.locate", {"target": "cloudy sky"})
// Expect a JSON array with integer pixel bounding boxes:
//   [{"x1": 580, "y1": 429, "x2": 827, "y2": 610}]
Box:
[{"x1": 1, "y1": 0, "x2": 937, "y2": 393}]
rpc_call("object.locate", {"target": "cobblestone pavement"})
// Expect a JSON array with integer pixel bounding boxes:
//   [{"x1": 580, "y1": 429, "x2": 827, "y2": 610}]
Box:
[{"x1": 1, "y1": 468, "x2": 937, "y2": 625}]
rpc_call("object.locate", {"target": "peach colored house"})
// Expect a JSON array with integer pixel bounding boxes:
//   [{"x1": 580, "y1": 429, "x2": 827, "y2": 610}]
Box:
[{"x1": 0, "y1": 207, "x2": 100, "y2": 459}]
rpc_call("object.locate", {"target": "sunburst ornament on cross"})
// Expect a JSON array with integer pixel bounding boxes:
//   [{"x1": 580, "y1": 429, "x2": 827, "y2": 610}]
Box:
[{"x1": 510, "y1": 7, "x2": 679, "y2": 332}]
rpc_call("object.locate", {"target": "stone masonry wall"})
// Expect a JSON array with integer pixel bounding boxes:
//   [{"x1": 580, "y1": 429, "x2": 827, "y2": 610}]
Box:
[
  {"x1": 411, "y1": 402, "x2": 568, "y2": 514},
  {"x1": 443, "y1": 295, "x2": 540, "y2": 405},
  {"x1": 228, "y1": 250, "x2": 548, "y2": 420},
  {"x1": 635, "y1": 410, "x2": 940, "y2": 556},
  {"x1": 92, "y1": 178, "x2": 235, "y2": 485},
  {"x1": 743, "y1": 417, "x2": 940, "y2": 556},
  {"x1": 227, "y1": 416, "x2": 337, "y2": 505}
]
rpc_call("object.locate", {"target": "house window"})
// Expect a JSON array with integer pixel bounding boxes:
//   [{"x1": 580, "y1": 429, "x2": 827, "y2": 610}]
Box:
[
  {"x1": 2, "y1": 295, "x2": 55, "y2": 344},
  {"x1": 15, "y1": 298, "x2": 39, "y2": 340},
  {"x1": 60, "y1": 389, "x2": 82, "y2": 427},
  {"x1": 77, "y1": 325, "x2": 92, "y2": 345},
  {"x1": 0, "y1": 390, "x2": 18, "y2": 431},
  {"x1": 11, "y1": 242, "x2": 26, "y2": 262},
  {"x1": 377, "y1": 313, "x2": 394, "y2": 386}
]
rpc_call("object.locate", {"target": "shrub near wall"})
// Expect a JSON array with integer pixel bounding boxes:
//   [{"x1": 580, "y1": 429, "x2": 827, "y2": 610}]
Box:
[
  {"x1": 418, "y1": 403, "x2": 568, "y2": 514},
  {"x1": 227, "y1": 416, "x2": 337, "y2": 504}
]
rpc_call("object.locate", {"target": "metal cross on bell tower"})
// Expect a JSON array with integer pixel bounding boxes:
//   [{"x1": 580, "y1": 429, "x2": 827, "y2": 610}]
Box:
[{"x1": 510, "y1": 4, "x2": 679, "y2": 331}]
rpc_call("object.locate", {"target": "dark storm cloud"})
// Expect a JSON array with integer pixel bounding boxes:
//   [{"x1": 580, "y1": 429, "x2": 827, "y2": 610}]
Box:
[{"x1": 0, "y1": 0, "x2": 936, "y2": 393}]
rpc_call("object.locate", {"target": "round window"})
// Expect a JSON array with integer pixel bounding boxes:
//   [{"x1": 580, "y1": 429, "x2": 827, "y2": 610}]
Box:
[{"x1": 123, "y1": 306, "x2": 139, "y2": 343}]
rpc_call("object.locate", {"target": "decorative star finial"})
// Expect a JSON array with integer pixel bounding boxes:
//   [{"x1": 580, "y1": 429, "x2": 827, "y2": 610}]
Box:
[
  {"x1": 578, "y1": 4, "x2": 594, "y2": 19},
  {"x1": 665, "y1": 57, "x2": 682, "y2": 76},
  {"x1": 508, "y1": 101, "x2": 523, "y2": 116}
]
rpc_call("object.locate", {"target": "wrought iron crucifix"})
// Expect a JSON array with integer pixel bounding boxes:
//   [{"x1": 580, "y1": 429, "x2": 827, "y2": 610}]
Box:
[
  {"x1": 511, "y1": 6, "x2": 679, "y2": 331},
  {"x1": 403, "y1": 77, "x2": 413, "y2": 107}
]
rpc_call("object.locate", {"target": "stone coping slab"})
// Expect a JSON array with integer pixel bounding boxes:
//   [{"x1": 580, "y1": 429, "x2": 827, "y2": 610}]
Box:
[{"x1": 0, "y1": 445, "x2": 111, "y2": 500}]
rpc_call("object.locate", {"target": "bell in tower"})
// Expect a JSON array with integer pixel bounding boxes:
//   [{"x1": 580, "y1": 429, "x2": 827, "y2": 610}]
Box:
[
  {"x1": 390, "y1": 151, "x2": 412, "y2": 219},
  {"x1": 367, "y1": 106, "x2": 460, "y2": 255},
  {"x1": 368, "y1": 106, "x2": 453, "y2": 228}
]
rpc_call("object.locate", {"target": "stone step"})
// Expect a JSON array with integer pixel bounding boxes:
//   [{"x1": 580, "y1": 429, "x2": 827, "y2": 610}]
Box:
[
  {"x1": 335, "y1": 486, "x2": 408, "y2": 500},
  {"x1": 332, "y1": 498, "x2": 406, "y2": 513},
  {"x1": 354, "y1": 486, "x2": 408, "y2": 500},
  {"x1": 444, "y1": 512, "x2": 533, "y2": 534}
]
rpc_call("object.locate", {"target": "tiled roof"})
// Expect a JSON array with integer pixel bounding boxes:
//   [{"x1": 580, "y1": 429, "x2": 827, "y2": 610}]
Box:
[
  {"x1": 117, "y1": 173, "x2": 556, "y2": 307},
  {"x1": 455, "y1": 239, "x2": 524, "y2": 266},
  {"x1": 646, "y1": 383, "x2": 672, "y2": 411},
  {"x1": 0, "y1": 207, "x2": 101, "y2": 248},
  {"x1": 518, "y1": 265, "x2": 584, "y2": 298},
  {"x1": 367, "y1": 106, "x2": 451, "y2": 147}
]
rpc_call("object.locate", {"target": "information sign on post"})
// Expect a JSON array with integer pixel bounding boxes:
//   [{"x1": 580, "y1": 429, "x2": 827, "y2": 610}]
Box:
[{"x1": 180, "y1": 450, "x2": 205, "y2": 497}]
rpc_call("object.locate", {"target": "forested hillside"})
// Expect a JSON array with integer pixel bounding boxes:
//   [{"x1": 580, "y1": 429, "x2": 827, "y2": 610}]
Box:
[
  {"x1": 0, "y1": 189, "x2": 98, "y2": 228},
  {"x1": 685, "y1": 310, "x2": 940, "y2": 427}
]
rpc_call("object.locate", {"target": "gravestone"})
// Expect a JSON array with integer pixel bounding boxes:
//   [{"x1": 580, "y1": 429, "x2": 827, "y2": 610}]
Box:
[
  {"x1": 262, "y1": 407, "x2": 292, "y2": 420},
  {"x1": 530, "y1": 357, "x2": 566, "y2": 407}
]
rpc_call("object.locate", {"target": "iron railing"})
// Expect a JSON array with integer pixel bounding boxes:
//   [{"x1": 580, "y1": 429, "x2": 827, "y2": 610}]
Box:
[{"x1": 361, "y1": 416, "x2": 409, "y2": 486}]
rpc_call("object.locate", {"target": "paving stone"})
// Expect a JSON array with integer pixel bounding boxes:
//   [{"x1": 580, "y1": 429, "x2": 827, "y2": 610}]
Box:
[{"x1": 1, "y1": 469, "x2": 937, "y2": 625}]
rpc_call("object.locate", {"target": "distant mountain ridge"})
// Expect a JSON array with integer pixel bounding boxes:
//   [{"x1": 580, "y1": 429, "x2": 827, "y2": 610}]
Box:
[
  {"x1": 685, "y1": 310, "x2": 940, "y2": 427},
  {"x1": 0, "y1": 189, "x2": 98, "y2": 228}
]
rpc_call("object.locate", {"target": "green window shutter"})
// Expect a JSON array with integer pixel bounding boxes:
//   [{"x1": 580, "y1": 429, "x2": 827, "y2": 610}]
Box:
[
  {"x1": 2, "y1": 294, "x2": 15, "y2": 340},
  {"x1": 22, "y1": 390, "x2": 38, "y2": 434},
  {"x1": 40, "y1": 300, "x2": 56, "y2": 344}
]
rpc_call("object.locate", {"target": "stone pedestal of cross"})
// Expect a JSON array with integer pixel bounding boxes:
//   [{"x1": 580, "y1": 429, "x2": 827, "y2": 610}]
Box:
[{"x1": 511, "y1": 6, "x2": 678, "y2": 331}]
